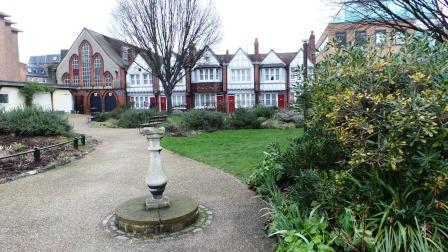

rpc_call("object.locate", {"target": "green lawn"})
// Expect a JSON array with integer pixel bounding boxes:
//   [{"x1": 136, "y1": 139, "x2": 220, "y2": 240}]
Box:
[{"x1": 161, "y1": 129, "x2": 303, "y2": 180}]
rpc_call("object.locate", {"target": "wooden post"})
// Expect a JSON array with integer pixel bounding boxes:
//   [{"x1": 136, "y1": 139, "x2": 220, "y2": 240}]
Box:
[
  {"x1": 74, "y1": 138, "x2": 79, "y2": 150},
  {"x1": 33, "y1": 148, "x2": 41, "y2": 163},
  {"x1": 80, "y1": 135, "x2": 86, "y2": 146}
]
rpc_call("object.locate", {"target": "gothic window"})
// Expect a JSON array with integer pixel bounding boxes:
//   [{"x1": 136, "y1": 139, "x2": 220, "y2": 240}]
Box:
[
  {"x1": 104, "y1": 72, "x2": 113, "y2": 87},
  {"x1": 70, "y1": 55, "x2": 80, "y2": 86},
  {"x1": 81, "y1": 42, "x2": 92, "y2": 87},
  {"x1": 62, "y1": 73, "x2": 70, "y2": 85},
  {"x1": 93, "y1": 55, "x2": 103, "y2": 86}
]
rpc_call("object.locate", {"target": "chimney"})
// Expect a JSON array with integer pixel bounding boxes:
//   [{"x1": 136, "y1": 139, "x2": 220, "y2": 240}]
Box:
[
  {"x1": 225, "y1": 49, "x2": 229, "y2": 63},
  {"x1": 254, "y1": 38, "x2": 259, "y2": 55},
  {"x1": 307, "y1": 31, "x2": 316, "y2": 64}
]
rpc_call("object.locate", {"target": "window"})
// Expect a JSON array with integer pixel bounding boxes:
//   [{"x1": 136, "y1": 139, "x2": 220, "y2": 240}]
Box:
[
  {"x1": 73, "y1": 75, "x2": 80, "y2": 86},
  {"x1": 172, "y1": 94, "x2": 185, "y2": 107},
  {"x1": 130, "y1": 74, "x2": 140, "y2": 85},
  {"x1": 81, "y1": 43, "x2": 92, "y2": 87},
  {"x1": 335, "y1": 31, "x2": 347, "y2": 46},
  {"x1": 230, "y1": 69, "x2": 251, "y2": 82},
  {"x1": 104, "y1": 72, "x2": 113, "y2": 87},
  {"x1": 72, "y1": 57, "x2": 79, "y2": 70},
  {"x1": 394, "y1": 31, "x2": 405, "y2": 45},
  {"x1": 94, "y1": 56, "x2": 102, "y2": 86},
  {"x1": 143, "y1": 73, "x2": 152, "y2": 85},
  {"x1": 235, "y1": 93, "x2": 255, "y2": 108},
  {"x1": 263, "y1": 68, "x2": 282, "y2": 81},
  {"x1": 355, "y1": 31, "x2": 367, "y2": 46},
  {"x1": 195, "y1": 93, "x2": 216, "y2": 108},
  {"x1": 130, "y1": 96, "x2": 150, "y2": 109},
  {"x1": 260, "y1": 93, "x2": 277, "y2": 107},
  {"x1": 195, "y1": 68, "x2": 220, "y2": 82},
  {"x1": 0, "y1": 94, "x2": 8, "y2": 103},
  {"x1": 375, "y1": 30, "x2": 387, "y2": 46},
  {"x1": 62, "y1": 73, "x2": 70, "y2": 85}
]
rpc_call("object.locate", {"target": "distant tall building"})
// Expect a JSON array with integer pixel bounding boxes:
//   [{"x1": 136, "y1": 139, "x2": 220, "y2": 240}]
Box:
[
  {"x1": 0, "y1": 12, "x2": 24, "y2": 81},
  {"x1": 315, "y1": 2, "x2": 419, "y2": 62}
]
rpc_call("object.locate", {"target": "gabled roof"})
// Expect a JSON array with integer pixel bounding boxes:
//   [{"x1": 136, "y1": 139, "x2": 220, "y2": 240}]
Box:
[
  {"x1": 227, "y1": 48, "x2": 252, "y2": 64},
  {"x1": 260, "y1": 49, "x2": 286, "y2": 67},
  {"x1": 85, "y1": 28, "x2": 135, "y2": 68},
  {"x1": 194, "y1": 46, "x2": 222, "y2": 67}
]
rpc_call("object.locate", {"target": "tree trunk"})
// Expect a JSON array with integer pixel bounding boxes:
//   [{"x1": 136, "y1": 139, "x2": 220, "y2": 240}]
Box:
[{"x1": 165, "y1": 90, "x2": 173, "y2": 115}]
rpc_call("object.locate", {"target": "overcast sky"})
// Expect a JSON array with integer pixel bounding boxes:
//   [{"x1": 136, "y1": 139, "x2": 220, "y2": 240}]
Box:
[{"x1": 1, "y1": 0, "x2": 338, "y2": 63}]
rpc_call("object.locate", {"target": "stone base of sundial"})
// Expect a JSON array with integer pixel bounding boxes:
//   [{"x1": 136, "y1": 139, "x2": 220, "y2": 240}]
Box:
[{"x1": 115, "y1": 194, "x2": 199, "y2": 234}]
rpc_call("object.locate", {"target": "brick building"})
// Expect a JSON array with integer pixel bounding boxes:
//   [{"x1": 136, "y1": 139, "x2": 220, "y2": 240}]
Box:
[
  {"x1": 315, "y1": 2, "x2": 418, "y2": 62},
  {"x1": 56, "y1": 28, "x2": 134, "y2": 114},
  {"x1": 0, "y1": 12, "x2": 25, "y2": 82},
  {"x1": 126, "y1": 36, "x2": 316, "y2": 113},
  {"x1": 58, "y1": 28, "x2": 315, "y2": 113}
]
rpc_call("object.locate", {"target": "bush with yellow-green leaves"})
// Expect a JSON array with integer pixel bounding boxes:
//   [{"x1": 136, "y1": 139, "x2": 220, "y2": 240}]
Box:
[{"x1": 250, "y1": 36, "x2": 448, "y2": 251}]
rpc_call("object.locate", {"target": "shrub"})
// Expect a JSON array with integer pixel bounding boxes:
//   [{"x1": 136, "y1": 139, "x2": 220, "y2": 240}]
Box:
[
  {"x1": 250, "y1": 36, "x2": 448, "y2": 251},
  {"x1": 253, "y1": 105, "x2": 276, "y2": 119},
  {"x1": 116, "y1": 109, "x2": 156, "y2": 128},
  {"x1": 228, "y1": 108, "x2": 261, "y2": 129},
  {"x1": 261, "y1": 119, "x2": 296, "y2": 130},
  {"x1": 0, "y1": 107, "x2": 72, "y2": 136},
  {"x1": 181, "y1": 110, "x2": 225, "y2": 131},
  {"x1": 92, "y1": 112, "x2": 111, "y2": 122},
  {"x1": 274, "y1": 110, "x2": 303, "y2": 124}
]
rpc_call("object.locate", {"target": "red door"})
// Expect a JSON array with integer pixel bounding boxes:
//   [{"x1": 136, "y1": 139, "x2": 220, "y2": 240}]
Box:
[
  {"x1": 160, "y1": 96, "x2": 167, "y2": 112},
  {"x1": 278, "y1": 94, "x2": 285, "y2": 108},
  {"x1": 228, "y1": 95, "x2": 235, "y2": 113},
  {"x1": 217, "y1": 95, "x2": 225, "y2": 112}
]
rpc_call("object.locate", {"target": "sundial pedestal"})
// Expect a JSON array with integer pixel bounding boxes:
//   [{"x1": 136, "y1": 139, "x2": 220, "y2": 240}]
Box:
[{"x1": 114, "y1": 127, "x2": 199, "y2": 235}]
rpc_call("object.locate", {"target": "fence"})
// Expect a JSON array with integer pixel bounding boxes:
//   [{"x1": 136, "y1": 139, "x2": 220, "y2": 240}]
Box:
[{"x1": 0, "y1": 135, "x2": 86, "y2": 163}]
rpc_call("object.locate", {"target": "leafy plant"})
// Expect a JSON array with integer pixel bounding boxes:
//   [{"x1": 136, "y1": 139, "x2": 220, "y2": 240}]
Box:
[
  {"x1": 18, "y1": 82, "x2": 50, "y2": 107},
  {"x1": 181, "y1": 109, "x2": 225, "y2": 131},
  {"x1": 0, "y1": 106, "x2": 72, "y2": 136},
  {"x1": 116, "y1": 109, "x2": 157, "y2": 128}
]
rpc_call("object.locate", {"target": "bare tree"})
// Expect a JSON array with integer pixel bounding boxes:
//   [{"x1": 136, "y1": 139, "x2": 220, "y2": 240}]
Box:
[
  {"x1": 113, "y1": 0, "x2": 222, "y2": 114},
  {"x1": 334, "y1": 0, "x2": 448, "y2": 42}
]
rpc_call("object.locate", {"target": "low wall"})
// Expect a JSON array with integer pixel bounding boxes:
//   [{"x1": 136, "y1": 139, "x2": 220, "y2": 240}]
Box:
[{"x1": 0, "y1": 86, "x2": 73, "y2": 113}]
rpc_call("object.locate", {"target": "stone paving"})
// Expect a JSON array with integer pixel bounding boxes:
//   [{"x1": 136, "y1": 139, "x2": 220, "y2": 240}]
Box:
[{"x1": 0, "y1": 115, "x2": 274, "y2": 252}]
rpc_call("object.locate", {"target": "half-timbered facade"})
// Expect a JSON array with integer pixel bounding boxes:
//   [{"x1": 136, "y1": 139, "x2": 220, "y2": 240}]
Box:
[{"x1": 126, "y1": 54, "x2": 186, "y2": 112}]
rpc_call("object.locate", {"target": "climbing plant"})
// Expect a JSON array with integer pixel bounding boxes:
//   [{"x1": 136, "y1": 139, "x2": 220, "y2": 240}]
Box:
[{"x1": 18, "y1": 82, "x2": 50, "y2": 107}]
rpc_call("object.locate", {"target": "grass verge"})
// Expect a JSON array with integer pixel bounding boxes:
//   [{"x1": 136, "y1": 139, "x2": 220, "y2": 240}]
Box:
[{"x1": 162, "y1": 128, "x2": 303, "y2": 180}]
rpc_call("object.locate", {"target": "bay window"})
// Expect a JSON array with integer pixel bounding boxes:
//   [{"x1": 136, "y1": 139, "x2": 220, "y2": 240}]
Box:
[
  {"x1": 260, "y1": 93, "x2": 277, "y2": 107},
  {"x1": 195, "y1": 68, "x2": 221, "y2": 82},
  {"x1": 236, "y1": 93, "x2": 255, "y2": 108},
  {"x1": 195, "y1": 93, "x2": 216, "y2": 108},
  {"x1": 262, "y1": 68, "x2": 282, "y2": 81},
  {"x1": 231, "y1": 69, "x2": 251, "y2": 82}
]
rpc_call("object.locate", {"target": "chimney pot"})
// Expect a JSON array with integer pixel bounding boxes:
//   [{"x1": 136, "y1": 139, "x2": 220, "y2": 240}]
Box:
[{"x1": 254, "y1": 38, "x2": 259, "y2": 55}]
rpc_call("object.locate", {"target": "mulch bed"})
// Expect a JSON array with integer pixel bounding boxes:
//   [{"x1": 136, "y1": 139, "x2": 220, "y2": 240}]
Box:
[{"x1": 0, "y1": 135, "x2": 86, "y2": 180}]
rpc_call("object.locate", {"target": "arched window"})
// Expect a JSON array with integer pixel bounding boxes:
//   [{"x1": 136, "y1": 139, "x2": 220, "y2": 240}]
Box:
[
  {"x1": 62, "y1": 73, "x2": 70, "y2": 85},
  {"x1": 104, "y1": 72, "x2": 113, "y2": 87},
  {"x1": 93, "y1": 54, "x2": 103, "y2": 86},
  {"x1": 81, "y1": 42, "x2": 92, "y2": 87},
  {"x1": 70, "y1": 55, "x2": 80, "y2": 86}
]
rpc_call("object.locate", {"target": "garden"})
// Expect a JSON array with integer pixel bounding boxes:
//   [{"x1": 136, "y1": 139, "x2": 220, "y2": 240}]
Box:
[
  {"x1": 249, "y1": 36, "x2": 448, "y2": 251},
  {"x1": 91, "y1": 105, "x2": 304, "y2": 180},
  {"x1": 0, "y1": 103, "x2": 94, "y2": 182}
]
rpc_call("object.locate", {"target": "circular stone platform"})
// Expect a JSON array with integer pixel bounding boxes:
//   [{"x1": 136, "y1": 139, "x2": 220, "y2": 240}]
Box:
[{"x1": 115, "y1": 194, "x2": 199, "y2": 235}]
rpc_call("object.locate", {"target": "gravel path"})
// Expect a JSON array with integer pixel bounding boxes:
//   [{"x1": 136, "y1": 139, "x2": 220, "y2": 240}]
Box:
[{"x1": 0, "y1": 115, "x2": 273, "y2": 252}]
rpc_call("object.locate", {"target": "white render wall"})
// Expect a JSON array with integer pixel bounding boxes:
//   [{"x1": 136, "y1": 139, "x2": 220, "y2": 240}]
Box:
[
  {"x1": 53, "y1": 90, "x2": 73, "y2": 113},
  {"x1": 0, "y1": 87, "x2": 25, "y2": 111},
  {"x1": 0, "y1": 87, "x2": 73, "y2": 113}
]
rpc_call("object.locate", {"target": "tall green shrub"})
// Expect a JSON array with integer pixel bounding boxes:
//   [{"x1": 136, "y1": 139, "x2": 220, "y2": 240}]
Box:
[
  {"x1": 0, "y1": 107, "x2": 72, "y2": 136},
  {"x1": 251, "y1": 36, "x2": 448, "y2": 251}
]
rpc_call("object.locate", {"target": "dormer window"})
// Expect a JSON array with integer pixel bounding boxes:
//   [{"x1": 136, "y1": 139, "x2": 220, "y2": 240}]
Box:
[{"x1": 122, "y1": 46, "x2": 129, "y2": 61}]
